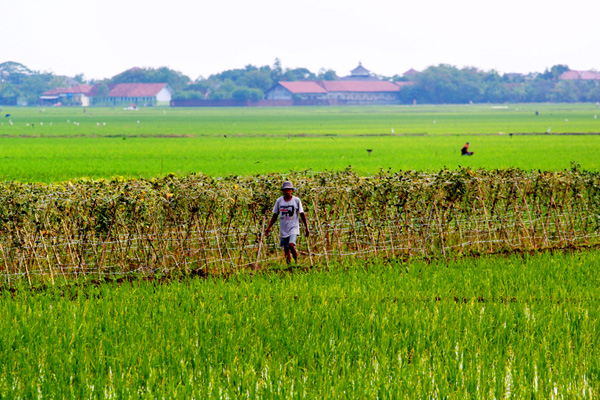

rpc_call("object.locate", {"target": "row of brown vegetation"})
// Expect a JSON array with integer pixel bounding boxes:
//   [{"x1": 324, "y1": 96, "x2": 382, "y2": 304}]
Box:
[{"x1": 1, "y1": 167, "x2": 599, "y2": 287}]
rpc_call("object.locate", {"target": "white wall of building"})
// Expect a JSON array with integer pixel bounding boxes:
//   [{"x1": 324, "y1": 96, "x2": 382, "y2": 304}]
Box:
[{"x1": 156, "y1": 87, "x2": 172, "y2": 104}]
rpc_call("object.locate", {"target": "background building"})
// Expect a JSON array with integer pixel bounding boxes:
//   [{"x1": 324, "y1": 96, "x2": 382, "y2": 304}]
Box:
[
  {"x1": 40, "y1": 83, "x2": 172, "y2": 106},
  {"x1": 264, "y1": 64, "x2": 414, "y2": 105}
]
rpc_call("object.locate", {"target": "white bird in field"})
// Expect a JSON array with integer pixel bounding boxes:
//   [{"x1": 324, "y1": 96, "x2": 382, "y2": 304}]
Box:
[
  {"x1": 547, "y1": 127, "x2": 551, "y2": 133},
  {"x1": 433, "y1": 120, "x2": 436, "y2": 124},
  {"x1": 137, "y1": 120, "x2": 140, "y2": 124},
  {"x1": 564, "y1": 119, "x2": 568, "y2": 122},
  {"x1": 391, "y1": 127, "x2": 394, "y2": 133},
  {"x1": 594, "y1": 115, "x2": 597, "y2": 119},
  {"x1": 49, "y1": 122, "x2": 52, "y2": 126}
]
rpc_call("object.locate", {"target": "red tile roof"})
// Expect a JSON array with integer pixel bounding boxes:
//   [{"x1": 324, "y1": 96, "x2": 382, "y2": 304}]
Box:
[
  {"x1": 278, "y1": 81, "x2": 327, "y2": 94},
  {"x1": 107, "y1": 83, "x2": 169, "y2": 97},
  {"x1": 559, "y1": 70, "x2": 600, "y2": 80},
  {"x1": 43, "y1": 84, "x2": 94, "y2": 96},
  {"x1": 394, "y1": 81, "x2": 415, "y2": 88},
  {"x1": 319, "y1": 81, "x2": 401, "y2": 92},
  {"x1": 273, "y1": 80, "x2": 408, "y2": 94}
]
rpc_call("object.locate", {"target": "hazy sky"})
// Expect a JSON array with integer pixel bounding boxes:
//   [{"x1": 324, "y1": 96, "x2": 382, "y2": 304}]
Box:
[{"x1": 4, "y1": 0, "x2": 599, "y2": 81}]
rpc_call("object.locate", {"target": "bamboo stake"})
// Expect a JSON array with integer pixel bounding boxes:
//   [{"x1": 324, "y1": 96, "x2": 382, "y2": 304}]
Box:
[
  {"x1": 96, "y1": 203, "x2": 118, "y2": 280},
  {"x1": 0, "y1": 241, "x2": 12, "y2": 287},
  {"x1": 477, "y1": 182, "x2": 493, "y2": 253},
  {"x1": 27, "y1": 233, "x2": 54, "y2": 285},
  {"x1": 254, "y1": 214, "x2": 266, "y2": 271},
  {"x1": 211, "y1": 215, "x2": 226, "y2": 275},
  {"x1": 432, "y1": 201, "x2": 446, "y2": 257},
  {"x1": 312, "y1": 194, "x2": 329, "y2": 268},
  {"x1": 61, "y1": 219, "x2": 81, "y2": 277}
]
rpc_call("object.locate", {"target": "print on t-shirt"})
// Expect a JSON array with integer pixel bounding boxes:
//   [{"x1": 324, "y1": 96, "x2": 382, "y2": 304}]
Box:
[{"x1": 280, "y1": 205, "x2": 295, "y2": 217}]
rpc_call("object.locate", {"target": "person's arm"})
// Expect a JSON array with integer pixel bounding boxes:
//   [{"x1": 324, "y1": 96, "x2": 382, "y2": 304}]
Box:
[
  {"x1": 300, "y1": 212, "x2": 310, "y2": 237},
  {"x1": 264, "y1": 213, "x2": 278, "y2": 235}
]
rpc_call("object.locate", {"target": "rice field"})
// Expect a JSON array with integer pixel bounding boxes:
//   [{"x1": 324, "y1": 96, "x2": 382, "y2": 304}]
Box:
[
  {"x1": 2, "y1": 250, "x2": 599, "y2": 398},
  {"x1": 1, "y1": 103, "x2": 600, "y2": 398},
  {"x1": 0, "y1": 104, "x2": 599, "y2": 181}
]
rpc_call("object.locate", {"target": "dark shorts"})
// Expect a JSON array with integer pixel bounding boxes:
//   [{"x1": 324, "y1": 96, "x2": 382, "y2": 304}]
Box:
[{"x1": 279, "y1": 234, "x2": 298, "y2": 248}]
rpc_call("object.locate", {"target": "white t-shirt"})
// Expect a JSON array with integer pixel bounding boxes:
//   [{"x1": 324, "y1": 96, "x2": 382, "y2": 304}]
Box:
[{"x1": 272, "y1": 196, "x2": 304, "y2": 238}]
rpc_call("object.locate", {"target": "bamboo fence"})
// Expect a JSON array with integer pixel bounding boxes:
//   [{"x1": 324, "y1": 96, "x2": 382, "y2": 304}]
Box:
[{"x1": 1, "y1": 168, "x2": 599, "y2": 286}]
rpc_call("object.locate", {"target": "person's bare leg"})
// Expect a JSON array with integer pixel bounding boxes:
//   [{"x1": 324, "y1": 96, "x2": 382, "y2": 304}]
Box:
[
  {"x1": 289, "y1": 243, "x2": 298, "y2": 263},
  {"x1": 284, "y1": 248, "x2": 291, "y2": 264}
]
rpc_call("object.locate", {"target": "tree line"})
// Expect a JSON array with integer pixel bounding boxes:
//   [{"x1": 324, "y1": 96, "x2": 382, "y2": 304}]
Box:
[{"x1": 1, "y1": 60, "x2": 599, "y2": 105}]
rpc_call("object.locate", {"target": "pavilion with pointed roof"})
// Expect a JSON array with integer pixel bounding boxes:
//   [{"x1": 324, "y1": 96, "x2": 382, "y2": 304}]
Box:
[{"x1": 340, "y1": 63, "x2": 379, "y2": 81}]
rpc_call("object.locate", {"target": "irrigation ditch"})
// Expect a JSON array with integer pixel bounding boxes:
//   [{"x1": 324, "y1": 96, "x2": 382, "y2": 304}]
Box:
[{"x1": 1, "y1": 167, "x2": 599, "y2": 288}]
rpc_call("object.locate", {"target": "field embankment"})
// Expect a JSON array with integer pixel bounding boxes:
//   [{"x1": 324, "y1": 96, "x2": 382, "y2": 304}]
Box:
[{"x1": 2, "y1": 168, "x2": 599, "y2": 287}]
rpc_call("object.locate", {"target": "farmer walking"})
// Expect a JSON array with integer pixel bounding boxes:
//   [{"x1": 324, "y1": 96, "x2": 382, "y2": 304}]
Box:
[{"x1": 265, "y1": 181, "x2": 310, "y2": 264}]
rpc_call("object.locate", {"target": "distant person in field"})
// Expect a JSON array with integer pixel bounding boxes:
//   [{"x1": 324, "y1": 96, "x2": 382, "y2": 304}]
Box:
[
  {"x1": 461, "y1": 142, "x2": 474, "y2": 156},
  {"x1": 265, "y1": 181, "x2": 310, "y2": 264}
]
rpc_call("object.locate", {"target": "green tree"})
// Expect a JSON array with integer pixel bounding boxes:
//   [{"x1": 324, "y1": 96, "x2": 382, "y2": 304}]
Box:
[
  {"x1": 0, "y1": 82, "x2": 20, "y2": 105},
  {"x1": 208, "y1": 79, "x2": 237, "y2": 100},
  {"x1": 412, "y1": 65, "x2": 483, "y2": 103},
  {"x1": 0, "y1": 61, "x2": 32, "y2": 85},
  {"x1": 73, "y1": 73, "x2": 85, "y2": 84},
  {"x1": 239, "y1": 70, "x2": 273, "y2": 91},
  {"x1": 96, "y1": 83, "x2": 110, "y2": 97},
  {"x1": 110, "y1": 67, "x2": 190, "y2": 91},
  {"x1": 232, "y1": 87, "x2": 263, "y2": 101},
  {"x1": 523, "y1": 79, "x2": 554, "y2": 102},
  {"x1": 283, "y1": 67, "x2": 316, "y2": 81},
  {"x1": 271, "y1": 58, "x2": 283, "y2": 81},
  {"x1": 539, "y1": 64, "x2": 569, "y2": 81},
  {"x1": 318, "y1": 69, "x2": 338, "y2": 81},
  {"x1": 19, "y1": 73, "x2": 54, "y2": 104}
]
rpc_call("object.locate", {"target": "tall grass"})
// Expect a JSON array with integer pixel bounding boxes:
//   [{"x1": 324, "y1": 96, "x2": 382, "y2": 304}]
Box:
[{"x1": 1, "y1": 250, "x2": 599, "y2": 398}]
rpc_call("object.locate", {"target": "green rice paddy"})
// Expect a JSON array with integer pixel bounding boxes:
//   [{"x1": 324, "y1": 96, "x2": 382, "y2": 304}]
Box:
[
  {"x1": 0, "y1": 104, "x2": 599, "y2": 181},
  {"x1": 2, "y1": 103, "x2": 600, "y2": 398},
  {"x1": 2, "y1": 251, "x2": 599, "y2": 398}
]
